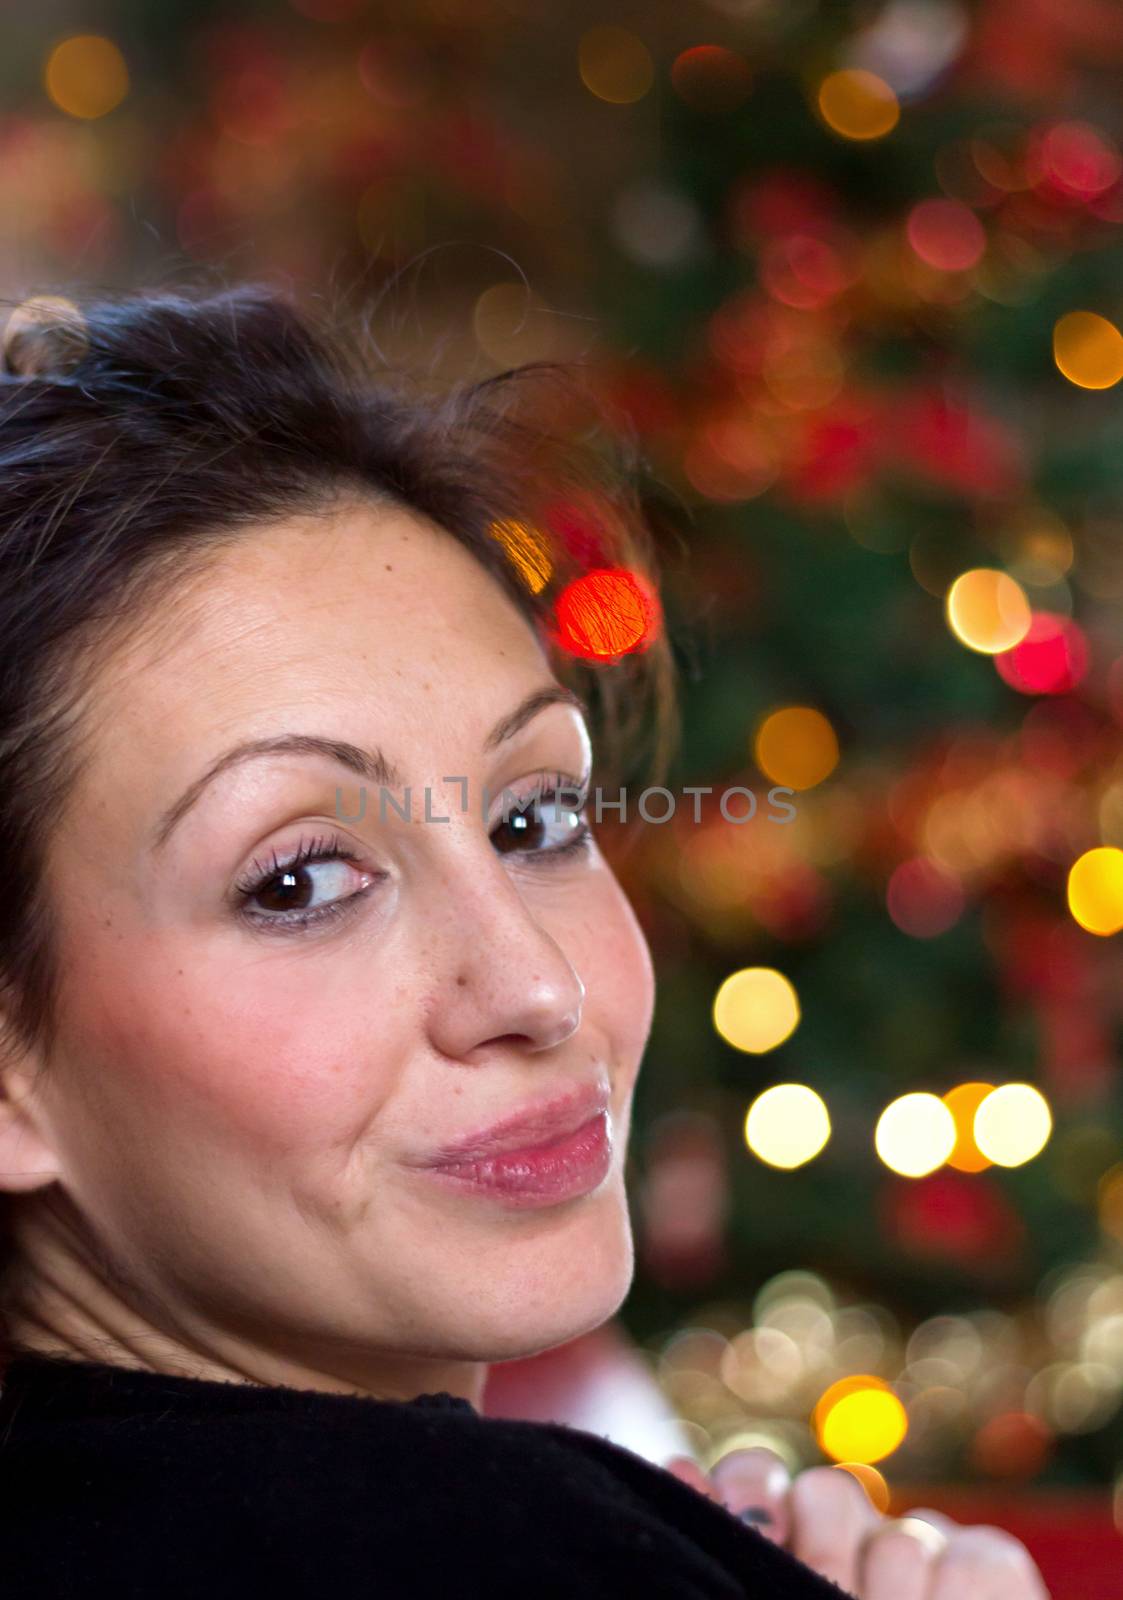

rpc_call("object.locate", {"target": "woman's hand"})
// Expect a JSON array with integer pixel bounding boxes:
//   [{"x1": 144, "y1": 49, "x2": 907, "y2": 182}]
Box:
[{"x1": 663, "y1": 1448, "x2": 1051, "y2": 1598}]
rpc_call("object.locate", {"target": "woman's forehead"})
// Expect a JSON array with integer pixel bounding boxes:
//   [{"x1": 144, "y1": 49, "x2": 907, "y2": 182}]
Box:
[
  {"x1": 67, "y1": 503, "x2": 563, "y2": 831},
  {"x1": 102, "y1": 503, "x2": 544, "y2": 711}
]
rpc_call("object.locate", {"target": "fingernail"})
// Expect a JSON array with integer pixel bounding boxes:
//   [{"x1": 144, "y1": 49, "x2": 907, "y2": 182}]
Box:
[{"x1": 737, "y1": 1506, "x2": 774, "y2": 1525}]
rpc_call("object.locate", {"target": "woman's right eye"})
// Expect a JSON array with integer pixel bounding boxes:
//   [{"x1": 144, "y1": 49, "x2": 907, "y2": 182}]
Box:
[{"x1": 234, "y1": 833, "x2": 382, "y2": 933}]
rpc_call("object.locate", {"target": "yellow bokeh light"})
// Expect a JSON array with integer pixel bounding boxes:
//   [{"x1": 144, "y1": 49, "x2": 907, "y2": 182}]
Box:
[
  {"x1": 713, "y1": 967, "x2": 800, "y2": 1054},
  {"x1": 489, "y1": 518, "x2": 552, "y2": 594},
  {"x1": 833, "y1": 1461, "x2": 890, "y2": 1512},
  {"x1": 754, "y1": 706, "x2": 839, "y2": 791},
  {"x1": 1099, "y1": 1163, "x2": 1123, "y2": 1245},
  {"x1": 875, "y1": 1093, "x2": 957, "y2": 1178},
  {"x1": 942, "y1": 1082, "x2": 996, "y2": 1173},
  {"x1": 578, "y1": 26, "x2": 654, "y2": 105},
  {"x1": 816, "y1": 70, "x2": 899, "y2": 141},
  {"x1": 44, "y1": 35, "x2": 128, "y2": 119},
  {"x1": 815, "y1": 1375, "x2": 908, "y2": 1464},
  {"x1": 1053, "y1": 311, "x2": 1123, "y2": 390},
  {"x1": 974, "y1": 1084, "x2": 1052, "y2": 1167},
  {"x1": 945, "y1": 568, "x2": 1032, "y2": 654},
  {"x1": 1067, "y1": 846, "x2": 1123, "y2": 936},
  {"x1": 745, "y1": 1084, "x2": 831, "y2": 1169}
]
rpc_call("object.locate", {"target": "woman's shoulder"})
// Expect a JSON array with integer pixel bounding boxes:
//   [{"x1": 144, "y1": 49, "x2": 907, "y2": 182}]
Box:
[{"x1": 0, "y1": 1354, "x2": 845, "y2": 1600}]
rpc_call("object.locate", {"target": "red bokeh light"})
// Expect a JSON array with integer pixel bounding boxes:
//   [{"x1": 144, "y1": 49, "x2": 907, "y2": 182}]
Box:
[
  {"x1": 906, "y1": 198, "x2": 987, "y2": 271},
  {"x1": 553, "y1": 567, "x2": 662, "y2": 661},
  {"x1": 670, "y1": 46, "x2": 752, "y2": 113},
  {"x1": 994, "y1": 612, "x2": 1090, "y2": 695},
  {"x1": 1029, "y1": 119, "x2": 1121, "y2": 201},
  {"x1": 758, "y1": 232, "x2": 858, "y2": 309}
]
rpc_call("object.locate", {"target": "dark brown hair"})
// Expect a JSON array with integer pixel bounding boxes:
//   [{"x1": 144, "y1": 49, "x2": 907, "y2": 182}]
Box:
[{"x1": 0, "y1": 283, "x2": 679, "y2": 1349}]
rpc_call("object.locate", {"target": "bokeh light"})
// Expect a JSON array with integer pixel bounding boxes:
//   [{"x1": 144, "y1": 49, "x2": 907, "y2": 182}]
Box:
[
  {"x1": 814, "y1": 1375, "x2": 909, "y2": 1464},
  {"x1": 553, "y1": 567, "x2": 660, "y2": 660},
  {"x1": 744, "y1": 1084, "x2": 831, "y2": 1169},
  {"x1": 489, "y1": 519, "x2": 552, "y2": 595},
  {"x1": 670, "y1": 46, "x2": 752, "y2": 113},
  {"x1": 993, "y1": 612, "x2": 1089, "y2": 694},
  {"x1": 579, "y1": 26, "x2": 653, "y2": 105},
  {"x1": 942, "y1": 1082, "x2": 997, "y2": 1174},
  {"x1": 754, "y1": 706, "x2": 839, "y2": 791},
  {"x1": 714, "y1": 967, "x2": 801, "y2": 1054},
  {"x1": 875, "y1": 1093, "x2": 957, "y2": 1178},
  {"x1": 816, "y1": 70, "x2": 899, "y2": 141},
  {"x1": 612, "y1": 180, "x2": 701, "y2": 268},
  {"x1": 833, "y1": 1461, "x2": 890, "y2": 1512},
  {"x1": 945, "y1": 568, "x2": 1032, "y2": 653},
  {"x1": 1035, "y1": 120, "x2": 1121, "y2": 200},
  {"x1": 906, "y1": 198, "x2": 986, "y2": 272},
  {"x1": 44, "y1": 35, "x2": 129, "y2": 119},
  {"x1": 1053, "y1": 310, "x2": 1123, "y2": 389},
  {"x1": 1099, "y1": 1164, "x2": 1123, "y2": 1245},
  {"x1": 973, "y1": 1084, "x2": 1053, "y2": 1168},
  {"x1": 758, "y1": 233, "x2": 859, "y2": 311},
  {"x1": 846, "y1": 0, "x2": 968, "y2": 96},
  {"x1": 1066, "y1": 846, "x2": 1123, "y2": 936},
  {"x1": 1026, "y1": 1359, "x2": 1121, "y2": 1435}
]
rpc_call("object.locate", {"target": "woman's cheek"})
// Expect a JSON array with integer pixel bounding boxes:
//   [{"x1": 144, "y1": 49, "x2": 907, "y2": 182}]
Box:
[
  {"x1": 58, "y1": 940, "x2": 381, "y2": 1159},
  {"x1": 568, "y1": 869, "x2": 656, "y2": 1068}
]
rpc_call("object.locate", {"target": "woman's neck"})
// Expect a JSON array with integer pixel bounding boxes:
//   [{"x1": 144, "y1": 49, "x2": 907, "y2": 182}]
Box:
[{"x1": 3, "y1": 1198, "x2": 489, "y2": 1407}]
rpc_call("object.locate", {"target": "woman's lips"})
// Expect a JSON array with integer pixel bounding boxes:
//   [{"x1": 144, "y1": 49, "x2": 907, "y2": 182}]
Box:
[
  {"x1": 417, "y1": 1110, "x2": 614, "y2": 1209},
  {"x1": 419, "y1": 1079, "x2": 611, "y2": 1166}
]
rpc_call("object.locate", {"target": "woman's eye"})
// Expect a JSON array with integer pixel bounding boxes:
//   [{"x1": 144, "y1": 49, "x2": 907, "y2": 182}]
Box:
[
  {"x1": 490, "y1": 788, "x2": 593, "y2": 860},
  {"x1": 235, "y1": 836, "x2": 380, "y2": 933}
]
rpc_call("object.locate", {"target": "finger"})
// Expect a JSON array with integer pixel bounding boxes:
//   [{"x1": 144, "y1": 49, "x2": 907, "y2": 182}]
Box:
[
  {"x1": 892, "y1": 1507, "x2": 957, "y2": 1536},
  {"x1": 707, "y1": 1446, "x2": 792, "y2": 1545},
  {"x1": 856, "y1": 1518, "x2": 947, "y2": 1600},
  {"x1": 928, "y1": 1524, "x2": 1052, "y2": 1600},
  {"x1": 662, "y1": 1454, "x2": 721, "y2": 1503},
  {"x1": 788, "y1": 1463, "x2": 884, "y2": 1593}
]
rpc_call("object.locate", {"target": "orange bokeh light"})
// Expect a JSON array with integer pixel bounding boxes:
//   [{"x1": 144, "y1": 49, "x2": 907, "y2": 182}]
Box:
[
  {"x1": 942, "y1": 1082, "x2": 996, "y2": 1173},
  {"x1": 553, "y1": 567, "x2": 661, "y2": 660}
]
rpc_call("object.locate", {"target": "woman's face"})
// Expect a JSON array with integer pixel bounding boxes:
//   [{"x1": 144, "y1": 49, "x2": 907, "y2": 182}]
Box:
[{"x1": 5, "y1": 497, "x2": 655, "y2": 1400}]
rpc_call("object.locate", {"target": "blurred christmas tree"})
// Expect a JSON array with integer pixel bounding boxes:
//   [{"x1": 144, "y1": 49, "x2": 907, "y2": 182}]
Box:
[{"x1": 581, "y1": 7, "x2": 1123, "y2": 1497}]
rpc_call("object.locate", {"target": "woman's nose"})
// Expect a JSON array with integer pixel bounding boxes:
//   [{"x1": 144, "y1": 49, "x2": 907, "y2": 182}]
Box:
[{"x1": 420, "y1": 870, "x2": 587, "y2": 1062}]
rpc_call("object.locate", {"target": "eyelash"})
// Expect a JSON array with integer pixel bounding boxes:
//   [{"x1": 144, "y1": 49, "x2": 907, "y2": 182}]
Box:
[{"x1": 234, "y1": 782, "x2": 593, "y2": 935}]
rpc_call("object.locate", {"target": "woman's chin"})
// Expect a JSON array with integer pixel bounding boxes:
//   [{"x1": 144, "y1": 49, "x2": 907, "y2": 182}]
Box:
[
  {"x1": 456, "y1": 1225, "x2": 634, "y2": 1363},
  {"x1": 471, "y1": 1300, "x2": 625, "y2": 1366}
]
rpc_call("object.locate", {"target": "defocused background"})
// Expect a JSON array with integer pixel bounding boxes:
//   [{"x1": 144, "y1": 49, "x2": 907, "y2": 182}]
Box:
[{"x1": 4, "y1": 0, "x2": 1123, "y2": 1589}]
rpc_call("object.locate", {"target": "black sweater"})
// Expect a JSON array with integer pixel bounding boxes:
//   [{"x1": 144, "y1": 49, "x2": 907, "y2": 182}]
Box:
[{"x1": 0, "y1": 1351, "x2": 850, "y2": 1598}]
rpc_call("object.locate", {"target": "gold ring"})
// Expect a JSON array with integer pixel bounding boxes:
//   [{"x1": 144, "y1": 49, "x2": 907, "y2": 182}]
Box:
[{"x1": 875, "y1": 1516, "x2": 949, "y2": 1557}]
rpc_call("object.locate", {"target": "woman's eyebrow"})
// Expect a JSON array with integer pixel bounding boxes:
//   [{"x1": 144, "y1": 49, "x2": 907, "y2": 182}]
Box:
[{"x1": 149, "y1": 683, "x2": 589, "y2": 854}]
